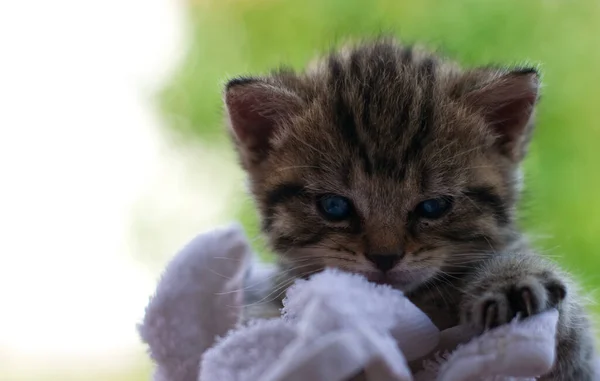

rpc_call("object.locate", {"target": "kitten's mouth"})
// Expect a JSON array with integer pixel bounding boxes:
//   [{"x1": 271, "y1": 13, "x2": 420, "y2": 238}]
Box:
[
  {"x1": 363, "y1": 268, "x2": 435, "y2": 291},
  {"x1": 365, "y1": 272, "x2": 398, "y2": 286},
  {"x1": 367, "y1": 273, "x2": 392, "y2": 285}
]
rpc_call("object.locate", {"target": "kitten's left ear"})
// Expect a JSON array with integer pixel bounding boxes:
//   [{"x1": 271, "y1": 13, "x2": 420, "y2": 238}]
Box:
[
  {"x1": 463, "y1": 69, "x2": 540, "y2": 161},
  {"x1": 224, "y1": 77, "x2": 304, "y2": 167}
]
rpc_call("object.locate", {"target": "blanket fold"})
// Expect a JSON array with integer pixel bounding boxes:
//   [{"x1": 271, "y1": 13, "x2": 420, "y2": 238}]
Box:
[{"x1": 138, "y1": 223, "x2": 577, "y2": 381}]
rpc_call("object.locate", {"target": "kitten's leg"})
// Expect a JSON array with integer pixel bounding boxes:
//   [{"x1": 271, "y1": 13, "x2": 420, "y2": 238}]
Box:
[{"x1": 460, "y1": 253, "x2": 596, "y2": 380}]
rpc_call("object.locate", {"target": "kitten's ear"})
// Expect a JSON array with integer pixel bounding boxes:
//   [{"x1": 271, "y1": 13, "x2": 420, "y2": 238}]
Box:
[
  {"x1": 224, "y1": 78, "x2": 304, "y2": 165},
  {"x1": 463, "y1": 69, "x2": 540, "y2": 161}
]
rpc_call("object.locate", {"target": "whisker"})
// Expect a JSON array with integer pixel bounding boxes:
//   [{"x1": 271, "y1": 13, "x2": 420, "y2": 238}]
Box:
[
  {"x1": 242, "y1": 267, "x2": 317, "y2": 308},
  {"x1": 215, "y1": 255, "x2": 316, "y2": 297}
]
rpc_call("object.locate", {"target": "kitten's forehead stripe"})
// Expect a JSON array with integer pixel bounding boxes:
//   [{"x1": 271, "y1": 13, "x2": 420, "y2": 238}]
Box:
[
  {"x1": 395, "y1": 62, "x2": 414, "y2": 139},
  {"x1": 406, "y1": 58, "x2": 436, "y2": 163},
  {"x1": 372, "y1": 42, "x2": 400, "y2": 80},
  {"x1": 349, "y1": 50, "x2": 363, "y2": 80},
  {"x1": 326, "y1": 43, "x2": 424, "y2": 182},
  {"x1": 327, "y1": 56, "x2": 343, "y2": 85},
  {"x1": 414, "y1": 58, "x2": 436, "y2": 184},
  {"x1": 356, "y1": 52, "x2": 372, "y2": 131},
  {"x1": 418, "y1": 58, "x2": 436, "y2": 139},
  {"x1": 401, "y1": 45, "x2": 413, "y2": 63},
  {"x1": 329, "y1": 54, "x2": 374, "y2": 175}
]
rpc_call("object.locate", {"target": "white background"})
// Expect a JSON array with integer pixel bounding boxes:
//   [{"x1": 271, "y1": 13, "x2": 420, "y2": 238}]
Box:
[{"x1": 0, "y1": 0, "x2": 239, "y2": 373}]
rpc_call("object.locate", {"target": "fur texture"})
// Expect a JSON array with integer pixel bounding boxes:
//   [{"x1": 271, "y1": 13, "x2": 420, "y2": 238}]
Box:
[{"x1": 223, "y1": 39, "x2": 596, "y2": 379}]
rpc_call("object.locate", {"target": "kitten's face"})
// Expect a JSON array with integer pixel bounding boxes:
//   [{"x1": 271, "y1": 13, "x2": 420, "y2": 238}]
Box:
[{"x1": 225, "y1": 41, "x2": 538, "y2": 292}]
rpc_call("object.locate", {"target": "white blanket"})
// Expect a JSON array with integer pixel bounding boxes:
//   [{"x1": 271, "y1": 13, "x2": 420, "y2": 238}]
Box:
[{"x1": 139, "y1": 223, "x2": 569, "y2": 381}]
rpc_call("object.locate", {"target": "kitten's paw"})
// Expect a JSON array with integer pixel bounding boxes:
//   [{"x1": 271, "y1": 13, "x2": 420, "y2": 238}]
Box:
[{"x1": 462, "y1": 275, "x2": 566, "y2": 331}]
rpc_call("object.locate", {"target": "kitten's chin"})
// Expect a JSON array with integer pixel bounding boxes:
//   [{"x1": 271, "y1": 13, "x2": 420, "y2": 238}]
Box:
[{"x1": 364, "y1": 268, "x2": 436, "y2": 293}]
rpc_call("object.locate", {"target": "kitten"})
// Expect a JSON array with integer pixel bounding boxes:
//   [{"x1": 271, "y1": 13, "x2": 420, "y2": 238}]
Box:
[{"x1": 223, "y1": 39, "x2": 596, "y2": 379}]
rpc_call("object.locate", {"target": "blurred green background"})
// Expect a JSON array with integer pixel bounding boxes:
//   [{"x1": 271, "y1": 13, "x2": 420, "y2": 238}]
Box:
[
  {"x1": 80, "y1": 0, "x2": 600, "y2": 380},
  {"x1": 163, "y1": 0, "x2": 600, "y2": 299}
]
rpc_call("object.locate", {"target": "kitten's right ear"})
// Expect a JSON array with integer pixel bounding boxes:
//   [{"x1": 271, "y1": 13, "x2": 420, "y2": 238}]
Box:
[
  {"x1": 460, "y1": 69, "x2": 540, "y2": 162},
  {"x1": 224, "y1": 78, "x2": 304, "y2": 165}
]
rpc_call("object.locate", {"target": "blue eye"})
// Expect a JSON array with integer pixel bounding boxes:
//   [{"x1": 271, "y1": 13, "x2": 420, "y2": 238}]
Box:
[
  {"x1": 318, "y1": 195, "x2": 352, "y2": 221},
  {"x1": 416, "y1": 197, "x2": 453, "y2": 219}
]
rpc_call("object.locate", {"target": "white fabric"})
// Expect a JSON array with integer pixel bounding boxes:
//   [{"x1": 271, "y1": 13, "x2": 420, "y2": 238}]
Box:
[{"x1": 139, "y1": 223, "x2": 574, "y2": 381}]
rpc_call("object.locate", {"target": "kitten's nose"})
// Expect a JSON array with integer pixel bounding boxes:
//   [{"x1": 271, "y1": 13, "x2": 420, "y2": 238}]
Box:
[{"x1": 365, "y1": 253, "x2": 402, "y2": 272}]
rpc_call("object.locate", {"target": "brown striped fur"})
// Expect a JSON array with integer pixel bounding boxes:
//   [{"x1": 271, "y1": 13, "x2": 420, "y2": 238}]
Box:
[{"x1": 223, "y1": 39, "x2": 596, "y2": 379}]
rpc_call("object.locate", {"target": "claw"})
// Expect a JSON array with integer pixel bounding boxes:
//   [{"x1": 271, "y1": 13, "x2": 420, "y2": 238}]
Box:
[
  {"x1": 521, "y1": 288, "x2": 533, "y2": 317},
  {"x1": 484, "y1": 302, "x2": 498, "y2": 331}
]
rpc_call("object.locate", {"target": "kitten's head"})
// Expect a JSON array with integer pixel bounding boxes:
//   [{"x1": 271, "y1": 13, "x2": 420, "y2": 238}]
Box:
[{"x1": 224, "y1": 40, "x2": 539, "y2": 291}]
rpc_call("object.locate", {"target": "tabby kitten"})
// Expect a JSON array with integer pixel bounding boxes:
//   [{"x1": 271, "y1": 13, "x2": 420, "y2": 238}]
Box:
[{"x1": 223, "y1": 39, "x2": 596, "y2": 379}]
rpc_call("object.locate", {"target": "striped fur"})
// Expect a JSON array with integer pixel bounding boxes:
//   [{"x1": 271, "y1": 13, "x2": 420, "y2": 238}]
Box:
[{"x1": 224, "y1": 39, "x2": 596, "y2": 379}]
